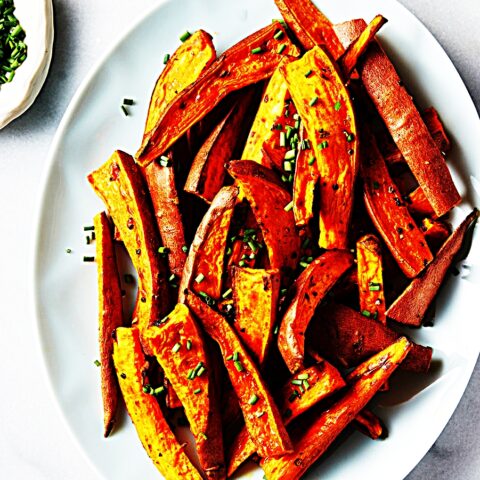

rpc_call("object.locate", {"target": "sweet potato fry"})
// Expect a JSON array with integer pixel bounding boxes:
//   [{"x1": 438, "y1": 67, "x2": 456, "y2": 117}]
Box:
[
  {"x1": 227, "y1": 160, "x2": 300, "y2": 274},
  {"x1": 356, "y1": 234, "x2": 386, "y2": 324},
  {"x1": 137, "y1": 22, "x2": 300, "y2": 166},
  {"x1": 143, "y1": 30, "x2": 216, "y2": 140},
  {"x1": 407, "y1": 186, "x2": 436, "y2": 218},
  {"x1": 422, "y1": 218, "x2": 451, "y2": 253},
  {"x1": 273, "y1": 0, "x2": 344, "y2": 57},
  {"x1": 88, "y1": 151, "x2": 169, "y2": 331},
  {"x1": 241, "y1": 59, "x2": 293, "y2": 166},
  {"x1": 354, "y1": 409, "x2": 386, "y2": 440},
  {"x1": 227, "y1": 362, "x2": 345, "y2": 476},
  {"x1": 185, "y1": 88, "x2": 257, "y2": 203},
  {"x1": 231, "y1": 267, "x2": 281, "y2": 366},
  {"x1": 338, "y1": 15, "x2": 387, "y2": 80},
  {"x1": 113, "y1": 327, "x2": 202, "y2": 480},
  {"x1": 261, "y1": 337, "x2": 411, "y2": 479},
  {"x1": 144, "y1": 153, "x2": 187, "y2": 279},
  {"x1": 423, "y1": 106, "x2": 451, "y2": 155},
  {"x1": 186, "y1": 291, "x2": 293, "y2": 458},
  {"x1": 311, "y1": 303, "x2": 432, "y2": 373},
  {"x1": 143, "y1": 304, "x2": 225, "y2": 479},
  {"x1": 278, "y1": 250, "x2": 354, "y2": 373},
  {"x1": 387, "y1": 209, "x2": 479, "y2": 326},
  {"x1": 334, "y1": 19, "x2": 460, "y2": 217},
  {"x1": 179, "y1": 186, "x2": 239, "y2": 303},
  {"x1": 94, "y1": 212, "x2": 123, "y2": 437},
  {"x1": 361, "y1": 133, "x2": 433, "y2": 278},
  {"x1": 281, "y1": 46, "x2": 359, "y2": 249}
]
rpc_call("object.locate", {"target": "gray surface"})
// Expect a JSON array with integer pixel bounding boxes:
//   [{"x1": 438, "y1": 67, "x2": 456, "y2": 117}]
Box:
[{"x1": 0, "y1": 0, "x2": 478, "y2": 479}]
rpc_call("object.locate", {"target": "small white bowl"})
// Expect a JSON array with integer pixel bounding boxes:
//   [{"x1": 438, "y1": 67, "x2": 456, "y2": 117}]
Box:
[{"x1": 0, "y1": 0, "x2": 54, "y2": 129}]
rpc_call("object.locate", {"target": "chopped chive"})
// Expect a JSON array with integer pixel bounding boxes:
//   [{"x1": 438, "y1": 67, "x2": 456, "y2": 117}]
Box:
[
  {"x1": 305, "y1": 69, "x2": 312, "y2": 77},
  {"x1": 361, "y1": 310, "x2": 371, "y2": 318},
  {"x1": 279, "y1": 131, "x2": 286, "y2": 147},
  {"x1": 123, "y1": 98, "x2": 134, "y2": 106},
  {"x1": 283, "y1": 161, "x2": 293, "y2": 172},
  {"x1": 186, "y1": 340, "x2": 192, "y2": 350},
  {"x1": 234, "y1": 361, "x2": 244, "y2": 372},
  {"x1": 277, "y1": 44, "x2": 286, "y2": 54},
  {"x1": 65, "y1": 248, "x2": 72, "y2": 254},
  {"x1": 179, "y1": 30, "x2": 191, "y2": 42},
  {"x1": 222, "y1": 288, "x2": 232, "y2": 299},
  {"x1": 187, "y1": 368, "x2": 196, "y2": 380},
  {"x1": 255, "y1": 411, "x2": 265, "y2": 418},
  {"x1": 280, "y1": 288, "x2": 288, "y2": 296},
  {"x1": 251, "y1": 47, "x2": 262, "y2": 54},
  {"x1": 154, "y1": 386, "x2": 165, "y2": 395},
  {"x1": 273, "y1": 324, "x2": 279, "y2": 335},
  {"x1": 308, "y1": 156, "x2": 315, "y2": 166},
  {"x1": 182, "y1": 245, "x2": 188, "y2": 253},
  {"x1": 195, "y1": 273, "x2": 205, "y2": 284},
  {"x1": 291, "y1": 379, "x2": 303, "y2": 386},
  {"x1": 300, "y1": 261, "x2": 309, "y2": 268},
  {"x1": 274, "y1": 30, "x2": 284, "y2": 40},
  {"x1": 319, "y1": 140, "x2": 329, "y2": 150},
  {"x1": 172, "y1": 342, "x2": 181, "y2": 353},
  {"x1": 247, "y1": 240, "x2": 258, "y2": 253},
  {"x1": 163, "y1": 53, "x2": 170, "y2": 64},
  {"x1": 334, "y1": 101, "x2": 342, "y2": 111},
  {"x1": 284, "y1": 149, "x2": 296, "y2": 160},
  {"x1": 284, "y1": 201, "x2": 293, "y2": 212},
  {"x1": 84, "y1": 226, "x2": 95, "y2": 231},
  {"x1": 297, "y1": 373, "x2": 309, "y2": 380},
  {"x1": 196, "y1": 366, "x2": 206, "y2": 377},
  {"x1": 303, "y1": 380, "x2": 310, "y2": 389},
  {"x1": 288, "y1": 392, "x2": 298, "y2": 402},
  {"x1": 233, "y1": 352, "x2": 239, "y2": 361},
  {"x1": 200, "y1": 432, "x2": 208, "y2": 440},
  {"x1": 193, "y1": 388, "x2": 202, "y2": 395},
  {"x1": 309, "y1": 96, "x2": 318, "y2": 107},
  {"x1": 83, "y1": 256, "x2": 95, "y2": 262},
  {"x1": 226, "y1": 354, "x2": 234, "y2": 361},
  {"x1": 248, "y1": 394, "x2": 259, "y2": 405},
  {"x1": 94, "y1": 360, "x2": 101, "y2": 367},
  {"x1": 346, "y1": 133, "x2": 355, "y2": 142},
  {"x1": 369, "y1": 285, "x2": 381, "y2": 291},
  {"x1": 121, "y1": 105, "x2": 129, "y2": 116},
  {"x1": 238, "y1": 260, "x2": 246, "y2": 267},
  {"x1": 158, "y1": 246, "x2": 170, "y2": 255}
]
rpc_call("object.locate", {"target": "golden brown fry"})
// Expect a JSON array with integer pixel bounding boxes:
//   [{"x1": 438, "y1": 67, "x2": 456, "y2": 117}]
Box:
[
  {"x1": 186, "y1": 292, "x2": 293, "y2": 458},
  {"x1": 282, "y1": 46, "x2": 359, "y2": 249},
  {"x1": 278, "y1": 250, "x2": 353, "y2": 373},
  {"x1": 143, "y1": 304, "x2": 225, "y2": 479},
  {"x1": 113, "y1": 327, "x2": 202, "y2": 480},
  {"x1": 261, "y1": 337, "x2": 412, "y2": 479},
  {"x1": 88, "y1": 150, "x2": 169, "y2": 331},
  {"x1": 94, "y1": 212, "x2": 123, "y2": 437}
]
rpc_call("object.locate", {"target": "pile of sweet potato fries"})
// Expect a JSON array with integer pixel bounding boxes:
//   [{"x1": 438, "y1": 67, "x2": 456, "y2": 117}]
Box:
[{"x1": 86, "y1": 0, "x2": 478, "y2": 478}]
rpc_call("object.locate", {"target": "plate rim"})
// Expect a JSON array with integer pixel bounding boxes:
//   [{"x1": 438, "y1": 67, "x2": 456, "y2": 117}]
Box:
[{"x1": 30, "y1": 0, "x2": 480, "y2": 479}]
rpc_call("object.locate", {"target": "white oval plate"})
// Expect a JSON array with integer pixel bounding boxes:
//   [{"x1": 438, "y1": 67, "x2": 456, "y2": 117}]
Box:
[
  {"x1": 32, "y1": 0, "x2": 480, "y2": 479},
  {"x1": 0, "y1": 0, "x2": 54, "y2": 129}
]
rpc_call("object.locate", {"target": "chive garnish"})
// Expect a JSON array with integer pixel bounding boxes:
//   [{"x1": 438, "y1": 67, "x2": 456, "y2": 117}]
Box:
[
  {"x1": 172, "y1": 342, "x2": 181, "y2": 353},
  {"x1": 195, "y1": 273, "x2": 205, "y2": 283},
  {"x1": 291, "y1": 379, "x2": 303, "y2": 386},
  {"x1": 186, "y1": 340, "x2": 192, "y2": 350},
  {"x1": 83, "y1": 256, "x2": 95, "y2": 262},
  {"x1": 274, "y1": 30, "x2": 284, "y2": 40},
  {"x1": 369, "y1": 285, "x2": 381, "y2": 291},
  {"x1": 200, "y1": 432, "x2": 208, "y2": 440},
  {"x1": 284, "y1": 149, "x2": 296, "y2": 160},
  {"x1": 154, "y1": 386, "x2": 165, "y2": 395},
  {"x1": 179, "y1": 30, "x2": 191, "y2": 42},
  {"x1": 121, "y1": 105, "x2": 129, "y2": 116},
  {"x1": 297, "y1": 373, "x2": 309, "y2": 380},
  {"x1": 182, "y1": 245, "x2": 188, "y2": 253},
  {"x1": 361, "y1": 310, "x2": 371, "y2": 318},
  {"x1": 158, "y1": 246, "x2": 170, "y2": 255},
  {"x1": 238, "y1": 260, "x2": 246, "y2": 267},
  {"x1": 193, "y1": 388, "x2": 202, "y2": 395},
  {"x1": 283, "y1": 161, "x2": 293, "y2": 172},
  {"x1": 187, "y1": 368, "x2": 196, "y2": 380},
  {"x1": 273, "y1": 324, "x2": 279, "y2": 335},
  {"x1": 279, "y1": 131, "x2": 286, "y2": 147},
  {"x1": 163, "y1": 53, "x2": 170, "y2": 64},
  {"x1": 84, "y1": 226, "x2": 95, "y2": 231},
  {"x1": 334, "y1": 101, "x2": 342, "y2": 111},
  {"x1": 284, "y1": 201, "x2": 293, "y2": 212},
  {"x1": 319, "y1": 141, "x2": 329, "y2": 150},
  {"x1": 346, "y1": 133, "x2": 355, "y2": 142},
  {"x1": 197, "y1": 366, "x2": 206, "y2": 377},
  {"x1": 251, "y1": 47, "x2": 262, "y2": 54},
  {"x1": 308, "y1": 156, "x2": 315, "y2": 166},
  {"x1": 277, "y1": 44, "x2": 286, "y2": 54},
  {"x1": 65, "y1": 248, "x2": 72, "y2": 254},
  {"x1": 255, "y1": 411, "x2": 265, "y2": 418},
  {"x1": 305, "y1": 69, "x2": 312, "y2": 77},
  {"x1": 234, "y1": 361, "x2": 244, "y2": 372},
  {"x1": 94, "y1": 360, "x2": 101, "y2": 367},
  {"x1": 233, "y1": 352, "x2": 239, "y2": 361},
  {"x1": 123, "y1": 98, "x2": 134, "y2": 106},
  {"x1": 303, "y1": 380, "x2": 310, "y2": 389},
  {"x1": 309, "y1": 96, "x2": 318, "y2": 107},
  {"x1": 248, "y1": 394, "x2": 259, "y2": 405},
  {"x1": 226, "y1": 354, "x2": 234, "y2": 361},
  {"x1": 222, "y1": 288, "x2": 232, "y2": 299}
]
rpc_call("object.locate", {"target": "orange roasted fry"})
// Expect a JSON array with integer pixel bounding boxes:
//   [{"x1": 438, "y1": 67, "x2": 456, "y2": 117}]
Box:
[
  {"x1": 334, "y1": 19, "x2": 460, "y2": 217},
  {"x1": 227, "y1": 160, "x2": 300, "y2": 275},
  {"x1": 186, "y1": 292, "x2": 293, "y2": 458},
  {"x1": 407, "y1": 186, "x2": 436, "y2": 219},
  {"x1": 281, "y1": 46, "x2": 359, "y2": 249},
  {"x1": 231, "y1": 267, "x2": 281, "y2": 366},
  {"x1": 88, "y1": 151, "x2": 169, "y2": 331},
  {"x1": 143, "y1": 30, "x2": 216, "y2": 140},
  {"x1": 261, "y1": 337, "x2": 411, "y2": 479},
  {"x1": 227, "y1": 362, "x2": 345, "y2": 476},
  {"x1": 422, "y1": 218, "x2": 451, "y2": 253},
  {"x1": 338, "y1": 15, "x2": 388, "y2": 79},
  {"x1": 179, "y1": 186, "x2": 239, "y2": 303},
  {"x1": 361, "y1": 134, "x2": 433, "y2": 278},
  {"x1": 273, "y1": 0, "x2": 344, "y2": 57},
  {"x1": 143, "y1": 304, "x2": 225, "y2": 479},
  {"x1": 113, "y1": 327, "x2": 202, "y2": 480},
  {"x1": 354, "y1": 409, "x2": 386, "y2": 440},
  {"x1": 278, "y1": 250, "x2": 353, "y2": 373},
  {"x1": 185, "y1": 88, "x2": 258, "y2": 203},
  {"x1": 311, "y1": 303, "x2": 432, "y2": 373},
  {"x1": 423, "y1": 106, "x2": 451, "y2": 155},
  {"x1": 137, "y1": 22, "x2": 300, "y2": 166},
  {"x1": 94, "y1": 212, "x2": 124, "y2": 437},
  {"x1": 356, "y1": 234, "x2": 387, "y2": 324},
  {"x1": 387, "y1": 209, "x2": 478, "y2": 326}
]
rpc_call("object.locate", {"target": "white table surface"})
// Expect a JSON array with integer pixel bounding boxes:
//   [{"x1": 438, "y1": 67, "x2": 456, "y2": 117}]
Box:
[{"x1": 0, "y1": 0, "x2": 478, "y2": 479}]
